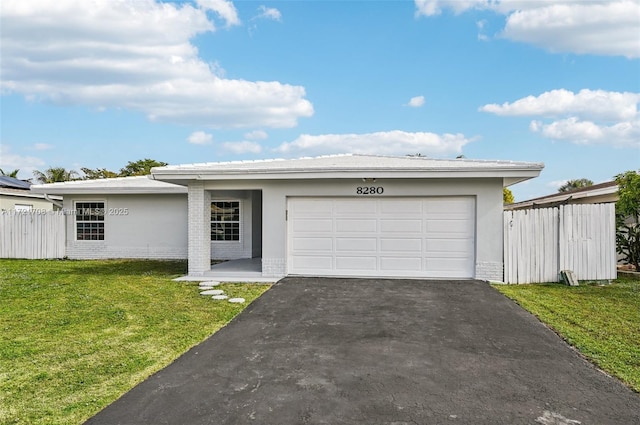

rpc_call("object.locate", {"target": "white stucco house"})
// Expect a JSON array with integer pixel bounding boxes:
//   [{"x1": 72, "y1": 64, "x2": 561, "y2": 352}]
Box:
[{"x1": 32, "y1": 154, "x2": 543, "y2": 281}]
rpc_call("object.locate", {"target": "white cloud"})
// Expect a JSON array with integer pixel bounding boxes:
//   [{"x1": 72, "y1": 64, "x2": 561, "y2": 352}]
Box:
[
  {"x1": 244, "y1": 130, "x2": 268, "y2": 140},
  {"x1": 481, "y1": 89, "x2": 640, "y2": 147},
  {"x1": 196, "y1": 0, "x2": 240, "y2": 27},
  {"x1": 255, "y1": 5, "x2": 282, "y2": 21},
  {"x1": 0, "y1": 145, "x2": 46, "y2": 177},
  {"x1": 274, "y1": 130, "x2": 472, "y2": 157},
  {"x1": 531, "y1": 117, "x2": 640, "y2": 147},
  {"x1": 407, "y1": 95, "x2": 425, "y2": 107},
  {"x1": 415, "y1": 0, "x2": 486, "y2": 16},
  {"x1": 222, "y1": 141, "x2": 263, "y2": 154},
  {"x1": 548, "y1": 179, "x2": 568, "y2": 189},
  {"x1": 480, "y1": 89, "x2": 640, "y2": 121},
  {"x1": 0, "y1": 0, "x2": 313, "y2": 129},
  {"x1": 502, "y1": 1, "x2": 640, "y2": 59},
  {"x1": 188, "y1": 131, "x2": 214, "y2": 145},
  {"x1": 415, "y1": 1, "x2": 640, "y2": 58},
  {"x1": 33, "y1": 143, "x2": 54, "y2": 151},
  {"x1": 476, "y1": 19, "x2": 489, "y2": 41}
]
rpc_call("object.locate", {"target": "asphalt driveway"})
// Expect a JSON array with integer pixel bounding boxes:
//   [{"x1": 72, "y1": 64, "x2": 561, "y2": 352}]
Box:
[{"x1": 86, "y1": 278, "x2": 640, "y2": 425}]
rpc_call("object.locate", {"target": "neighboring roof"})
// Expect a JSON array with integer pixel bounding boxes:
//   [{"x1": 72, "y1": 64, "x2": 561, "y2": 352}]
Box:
[
  {"x1": 30, "y1": 176, "x2": 187, "y2": 195},
  {"x1": 505, "y1": 180, "x2": 618, "y2": 210},
  {"x1": 0, "y1": 176, "x2": 32, "y2": 190},
  {"x1": 0, "y1": 187, "x2": 62, "y2": 200},
  {"x1": 151, "y1": 154, "x2": 544, "y2": 185}
]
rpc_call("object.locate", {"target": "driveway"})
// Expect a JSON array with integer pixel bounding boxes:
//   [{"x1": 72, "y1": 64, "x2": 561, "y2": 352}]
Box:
[{"x1": 86, "y1": 278, "x2": 640, "y2": 425}]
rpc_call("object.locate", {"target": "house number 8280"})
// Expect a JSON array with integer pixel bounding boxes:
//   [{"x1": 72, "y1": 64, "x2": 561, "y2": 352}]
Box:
[{"x1": 356, "y1": 186, "x2": 384, "y2": 195}]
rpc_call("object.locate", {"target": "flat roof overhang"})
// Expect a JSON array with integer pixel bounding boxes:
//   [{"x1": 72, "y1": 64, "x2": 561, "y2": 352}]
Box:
[{"x1": 151, "y1": 168, "x2": 543, "y2": 186}]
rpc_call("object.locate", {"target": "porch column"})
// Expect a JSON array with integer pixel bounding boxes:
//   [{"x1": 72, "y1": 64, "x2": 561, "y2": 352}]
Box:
[{"x1": 188, "y1": 182, "x2": 211, "y2": 276}]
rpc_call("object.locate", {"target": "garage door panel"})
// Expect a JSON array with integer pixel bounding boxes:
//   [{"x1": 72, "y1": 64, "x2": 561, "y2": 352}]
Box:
[
  {"x1": 425, "y1": 198, "x2": 473, "y2": 211},
  {"x1": 291, "y1": 256, "x2": 333, "y2": 270},
  {"x1": 292, "y1": 237, "x2": 333, "y2": 252},
  {"x1": 380, "y1": 199, "x2": 423, "y2": 215},
  {"x1": 292, "y1": 219, "x2": 333, "y2": 232},
  {"x1": 288, "y1": 197, "x2": 475, "y2": 278},
  {"x1": 335, "y1": 256, "x2": 377, "y2": 270},
  {"x1": 334, "y1": 199, "x2": 378, "y2": 215},
  {"x1": 425, "y1": 257, "x2": 474, "y2": 272},
  {"x1": 425, "y1": 219, "x2": 473, "y2": 234},
  {"x1": 336, "y1": 219, "x2": 377, "y2": 232},
  {"x1": 380, "y1": 256, "x2": 422, "y2": 271},
  {"x1": 380, "y1": 238, "x2": 422, "y2": 253},
  {"x1": 335, "y1": 237, "x2": 377, "y2": 252},
  {"x1": 380, "y1": 219, "x2": 422, "y2": 233},
  {"x1": 425, "y1": 238, "x2": 473, "y2": 254},
  {"x1": 291, "y1": 199, "x2": 333, "y2": 215}
]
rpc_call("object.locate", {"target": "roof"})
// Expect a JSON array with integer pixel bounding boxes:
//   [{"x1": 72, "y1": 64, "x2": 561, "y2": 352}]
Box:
[
  {"x1": 30, "y1": 176, "x2": 187, "y2": 195},
  {"x1": 151, "y1": 154, "x2": 544, "y2": 185},
  {"x1": 505, "y1": 180, "x2": 618, "y2": 210},
  {"x1": 0, "y1": 176, "x2": 32, "y2": 190},
  {"x1": 0, "y1": 187, "x2": 62, "y2": 200}
]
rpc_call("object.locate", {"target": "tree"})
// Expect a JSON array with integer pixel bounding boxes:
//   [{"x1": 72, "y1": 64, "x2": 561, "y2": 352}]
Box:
[
  {"x1": 33, "y1": 167, "x2": 79, "y2": 184},
  {"x1": 0, "y1": 168, "x2": 20, "y2": 178},
  {"x1": 503, "y1": 187, "x2": 514, "y2": 204},
  {"x1": 558, "y1": 178, "x2": 593, "y2": 193},
  {"x1": 119, "y1": 159, "x2": 168, "y2": 176},
  {"x1": 81, "y1": 167, "x2": 119, "y2": 180},
  {"x1": 615, "y1": 170, "x2": 640, "y2": 270}
]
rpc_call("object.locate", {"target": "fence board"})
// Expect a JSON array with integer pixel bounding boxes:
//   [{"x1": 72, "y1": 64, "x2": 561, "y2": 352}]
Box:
[
  {"x1": 0, "y1": 211, "x2": 65, "y2": 259},
  {"x1": 504, "y1": 204, "x2": 615, "y2": 284}
]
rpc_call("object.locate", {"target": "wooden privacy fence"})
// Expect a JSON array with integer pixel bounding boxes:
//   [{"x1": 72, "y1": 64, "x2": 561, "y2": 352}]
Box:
[
  {"x1": 0, "y1": 211, "x2": 66, "y2": 259},
  {"x1": 504, "y1": 204, "x2": 616, "y2": 284}
]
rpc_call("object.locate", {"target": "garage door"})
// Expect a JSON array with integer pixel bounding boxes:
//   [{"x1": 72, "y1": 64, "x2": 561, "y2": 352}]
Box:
[{"x1": 287, "y1": 197, "x2": 475, "y2": 278}]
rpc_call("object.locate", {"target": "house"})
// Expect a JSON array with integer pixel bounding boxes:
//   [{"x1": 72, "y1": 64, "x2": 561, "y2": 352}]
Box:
[
  {"x1": 504, "y1": 180, "x2": 618, "y2": 210},
  {"x1": 0, "y1": 176, "x2": 62, "y2": 211},
  {"x1": 30, "y1": 176, "x2": 188, "y2": 260},
  {"x1": 32, "y1": 154, "x2": 543, "y2": 281}
]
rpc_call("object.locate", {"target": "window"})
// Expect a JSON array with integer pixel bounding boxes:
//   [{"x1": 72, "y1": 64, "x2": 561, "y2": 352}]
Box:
[
  {"x1": 211, "y1": 201, "x2": 240, "y2": 241},
  {"x1": 76, "y1": 202, "x2": 105, "y2": 240}
]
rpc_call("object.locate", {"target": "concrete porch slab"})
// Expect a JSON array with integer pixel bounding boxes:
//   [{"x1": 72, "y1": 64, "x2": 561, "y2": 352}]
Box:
[{"x1": 174, "y1": 258, "x2": 280, "y2": 283}]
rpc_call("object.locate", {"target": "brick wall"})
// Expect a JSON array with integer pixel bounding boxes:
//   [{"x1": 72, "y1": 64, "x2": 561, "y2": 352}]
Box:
[{"x1": 475, "y1": 261, "x2": 503, "y2": 282}]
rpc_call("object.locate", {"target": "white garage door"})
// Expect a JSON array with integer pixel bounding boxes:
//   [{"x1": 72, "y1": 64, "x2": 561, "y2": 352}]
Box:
[{"x1": 287, "y1": 197, "x2": 475, "y2": 278}]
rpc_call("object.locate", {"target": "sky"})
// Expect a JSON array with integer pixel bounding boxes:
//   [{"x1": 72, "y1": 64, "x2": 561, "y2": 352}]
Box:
[{"x1": 0, "y1": 0, "x2": 639, "y2": 201}]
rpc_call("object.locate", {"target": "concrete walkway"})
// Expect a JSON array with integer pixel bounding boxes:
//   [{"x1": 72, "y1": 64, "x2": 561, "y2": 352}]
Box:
[{"x1": 85, "y1": 278, "x2": 640, "y2": 425}]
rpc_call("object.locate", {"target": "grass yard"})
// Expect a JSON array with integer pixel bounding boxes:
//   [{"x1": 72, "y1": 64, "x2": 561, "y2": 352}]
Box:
[
  {"x1": 494, "y1": 277, "x2": 640, "y2": 393},
  {"x1": 0, "y1": 259, "x2": 271, "y2": 425}
]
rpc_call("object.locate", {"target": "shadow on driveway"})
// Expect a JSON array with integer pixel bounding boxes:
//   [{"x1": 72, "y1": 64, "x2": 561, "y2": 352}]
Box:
[{"x1": 86, "y1": 278, "x2": 640, "y2": 424}]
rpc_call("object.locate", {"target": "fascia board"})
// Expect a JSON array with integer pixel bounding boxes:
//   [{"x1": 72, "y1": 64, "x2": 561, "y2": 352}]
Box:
[
  {"x1": 152, "y1": 168, "x2": 543, "y2": 182},
  {"x1": 29, "y1": 187, "x2": 187, "y2": 195},
  {"x1": 0, "y1": 191, "x2": 63, "y2": 200}
]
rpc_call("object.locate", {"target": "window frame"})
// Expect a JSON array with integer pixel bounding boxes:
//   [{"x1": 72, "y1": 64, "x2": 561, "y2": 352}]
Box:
[
  {"x1": 74, "y1": 201, "x2": 105, "y2": 241},
  {"x1": 211, "y1": 200, "x2": 241, "y2": 243}
]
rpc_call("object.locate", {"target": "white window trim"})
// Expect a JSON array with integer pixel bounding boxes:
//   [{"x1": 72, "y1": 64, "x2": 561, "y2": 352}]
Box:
[
  {"x1": 74, "y1": 200, "x2": 106, "y2": 242},
  {"x1": 211, "y1": 199, "x2": 242, "y2": 243}
]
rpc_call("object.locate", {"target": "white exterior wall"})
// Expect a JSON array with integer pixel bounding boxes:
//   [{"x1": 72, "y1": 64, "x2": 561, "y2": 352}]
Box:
[
  {"x1": 0, "y1": 194, "x2": 59, "y2": 211},
  {"x1": 202, "y1": 178, "x2": 505, "y2": 280},
  {"x1": 63, "y1": 194, "x2": 188, "y2": 260}
]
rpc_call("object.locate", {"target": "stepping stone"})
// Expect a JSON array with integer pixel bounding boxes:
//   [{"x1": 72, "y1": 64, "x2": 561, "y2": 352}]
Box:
[
  {"x1": 199, "y1": 281, "x2": 220, "y2": 287},
  {"x1": 228, "y1": 297, "x2": 245, "y2": 304},
  {"x1": 211, "y1": 295, "x2": 228, "y2": 300},
  {"x1": 200, "y1": 289, "x2": 225, "y2": 296}
]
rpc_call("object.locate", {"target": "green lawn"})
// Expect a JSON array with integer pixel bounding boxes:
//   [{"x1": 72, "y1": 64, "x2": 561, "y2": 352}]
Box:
[
  {"x1": 0, "y1": 259, "x2": 271, "y2": 425},
  {"x1": 494, "y1": 277, "x2": 640, "y2": 392}
]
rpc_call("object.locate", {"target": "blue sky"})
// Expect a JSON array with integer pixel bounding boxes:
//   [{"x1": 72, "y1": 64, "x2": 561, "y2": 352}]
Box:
[{"x1": 1, "y1": 0, "x2": 639, "y2": 201}]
